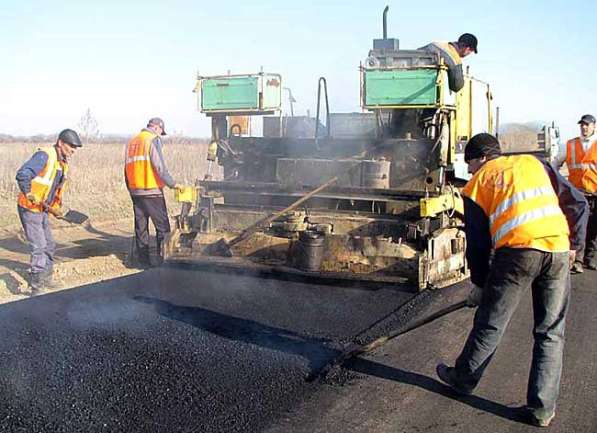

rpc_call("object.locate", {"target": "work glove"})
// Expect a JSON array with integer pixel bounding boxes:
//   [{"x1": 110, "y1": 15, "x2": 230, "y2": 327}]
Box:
[
  {"x1": 26, "y1": 192, "x2": 40, "y2": 205},
  {"x1": 49, "y1": 206, "x2": 66, "y2": 219},
  {"x1": 466, "y1": 284, "x2": 484, "y2": 308}
]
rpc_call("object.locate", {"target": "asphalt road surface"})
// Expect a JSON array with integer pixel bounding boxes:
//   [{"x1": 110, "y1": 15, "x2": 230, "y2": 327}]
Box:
[
  {"x1": 0, "y1": 267, "x2": 421, "y2": 433},
  {"x1": 1, "y1": 267, "x2": 595, "y2": 433},
  {"x1": 268, "y1": 270, "x2": 597, "y2": 433}
]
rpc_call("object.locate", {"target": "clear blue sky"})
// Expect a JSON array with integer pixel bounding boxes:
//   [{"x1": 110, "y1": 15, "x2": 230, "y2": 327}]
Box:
[{"x1": 0, "y1": 0, "x2": 594, "y2": 140}]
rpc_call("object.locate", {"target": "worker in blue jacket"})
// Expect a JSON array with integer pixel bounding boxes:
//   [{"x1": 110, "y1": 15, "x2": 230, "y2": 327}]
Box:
[
  {"x1": 436, "y1": 133, "x2": 588, "y2": 427},
  {"x1": 15, "y1": 129, "x2": 82, "y2": 295}
]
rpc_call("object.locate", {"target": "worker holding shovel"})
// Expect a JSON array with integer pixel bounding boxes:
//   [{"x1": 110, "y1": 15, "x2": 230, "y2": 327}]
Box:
[
  {"x1": 436, "y1": 133, "x2": 588, "y2": 427},
  {"x1": 15, "y1": 129, "x2": 83, "y2": 295}
]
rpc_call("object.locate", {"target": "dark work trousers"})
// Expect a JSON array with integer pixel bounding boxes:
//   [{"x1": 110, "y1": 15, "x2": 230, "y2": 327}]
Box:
[
  {"x1": 17, "y1": 206, "x2": 55, "y2": 275},
  {"x1": 576, "y1": 195, "x2": 596, "y2": 267},
  {"x1": 131, "y1": 194, "x2": 171, "y2": 260},
  {"x1": 453, "y1": 248, "x2": 570, "y2": 420}
]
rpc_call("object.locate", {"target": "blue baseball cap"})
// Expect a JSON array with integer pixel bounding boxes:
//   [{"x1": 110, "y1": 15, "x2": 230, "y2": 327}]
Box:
[{"x1": 578, "y1": 114, "x2": 596, "y2": 125}]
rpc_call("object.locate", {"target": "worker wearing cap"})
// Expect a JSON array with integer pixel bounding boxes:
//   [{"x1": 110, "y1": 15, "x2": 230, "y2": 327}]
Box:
[
  {"x1": 554, "y1": 114, "x2": 597, "y2": 272},
  {"x1": 419, "y1": 33, "x2": 478, "y2": 92},
  {"x1": 436, "y1": 133, "x2": 588, "y2": 427},
  {"x1": 124, "y1": 117, "x2": 180, "y2": 267},
  {"x1": 15, "y1": 129, "x2": 83, "y2": 295}
]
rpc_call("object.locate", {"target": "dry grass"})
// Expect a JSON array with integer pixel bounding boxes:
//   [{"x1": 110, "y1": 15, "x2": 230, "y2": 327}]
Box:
[{"x1": 0, "y1": 141, "x2": 216, "y2": 231}]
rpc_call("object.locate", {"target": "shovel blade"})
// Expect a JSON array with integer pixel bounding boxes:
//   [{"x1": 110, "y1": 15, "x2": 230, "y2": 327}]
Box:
[
  {"x1": 203, "y1": 238, "x2": 233, "y2": 257},
  {"x1": 63, "y1": 209, "x2": 89, "y2": 225}
]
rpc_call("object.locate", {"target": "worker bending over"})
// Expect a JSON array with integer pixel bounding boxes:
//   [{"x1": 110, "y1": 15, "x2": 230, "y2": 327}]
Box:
[
  {"x1": 436, "y1": 133, "x2": 588, "y2": 428},
  {"x1": 15, "y1": 129, "x2": 83, "y2": 295},
  {"x1": 554, "y1": 114, "x2": 597, "y2": 273},
  {"x1": 419, "y1": 33, "x2": 478, "y2": 92}
]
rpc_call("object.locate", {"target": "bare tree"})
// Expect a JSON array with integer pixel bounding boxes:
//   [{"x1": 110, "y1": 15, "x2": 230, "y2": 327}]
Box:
[{"x1": 77, "y1": 108, "x2": 100, "y2": 144}]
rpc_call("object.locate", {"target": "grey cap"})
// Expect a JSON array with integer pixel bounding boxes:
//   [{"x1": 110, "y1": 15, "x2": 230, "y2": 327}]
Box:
[
  {"x1": 147, "y1": 117, "x2": 167, "y2": 136},
  {"x1": 58, "y1": 129, "x2": 82, "y2": 147},
  {"x1": 578, "y1": 114, "x2": 596, "y2": 125}
]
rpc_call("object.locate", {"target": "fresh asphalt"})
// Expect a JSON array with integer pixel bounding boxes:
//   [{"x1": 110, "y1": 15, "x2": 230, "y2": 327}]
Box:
[
  {"x1": 2, "y1": 267, "x2": 595, "y2": 433},
  {"x1": 0, "y1": 267, "x2": 423, "y2": 433},
  {"x1": 267, "y1": 270, "x2": 597, "y2": 433}
]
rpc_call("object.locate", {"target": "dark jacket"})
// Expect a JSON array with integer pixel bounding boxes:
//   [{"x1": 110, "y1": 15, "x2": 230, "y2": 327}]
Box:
[{"x1": 419, "y1": 42, "x2": 464, "y2": 92}]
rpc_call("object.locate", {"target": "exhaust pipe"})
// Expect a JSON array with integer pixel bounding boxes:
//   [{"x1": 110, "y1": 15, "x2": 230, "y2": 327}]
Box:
[{"x1": 382, "y1": 5, "x2": 389, "y2": 39}]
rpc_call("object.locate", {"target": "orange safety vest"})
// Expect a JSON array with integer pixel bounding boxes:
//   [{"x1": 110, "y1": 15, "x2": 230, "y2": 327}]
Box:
[
  {"x1": 124, "y1": 130, "x2": 165, "y2": 190},
  {"x1": 17, "y1": 147, "x2": 68, "y2": 213},
  {"x1": 565, "y1": 137, "x2": 597, "y2": 193},
  {"x1": 432, "y1": 41, "x2": 463, "y2": 66},
  {"x1": 463, "y1": 155, "x2": 570, "y2": 252}
]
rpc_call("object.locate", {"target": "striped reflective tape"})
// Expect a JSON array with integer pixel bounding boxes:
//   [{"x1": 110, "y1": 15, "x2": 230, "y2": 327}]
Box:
[
  {"x1": 125, "y1": 155, "x2": 149, "y2": 164},
  {"x1": 33, "y1": 176, "x2": 53, "y2": 186},
  {"x1": 489, "y1": 186, "x2": 554, "y2": 225},
  {"x1": 33, "y1": 157, "x2": 57, "y2": 186},
  {"x1": 569, "y1": 140, "x2": 597, "y2": 170},
  {"x1": 492, "y1": 205, "x2": 562, "y2": 245},
  {"x1": 568, "y1": 162, "x2": 597, "y2": 170}
]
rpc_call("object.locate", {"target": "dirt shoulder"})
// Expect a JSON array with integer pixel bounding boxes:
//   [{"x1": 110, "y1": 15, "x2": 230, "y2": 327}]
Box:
[{"x1": 0, "y1": 218, "x2": 141, "y2": 303}]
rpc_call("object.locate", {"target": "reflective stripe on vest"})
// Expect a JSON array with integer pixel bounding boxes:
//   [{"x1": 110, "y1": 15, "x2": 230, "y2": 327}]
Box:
[
  {"x1": 492, "y1": 204, "x2": 563, "y2": 246},
  {"x1": 124, "y1": 130, "x2": 165, "y2": 190},
  {"x1": 462, "y1": 155, "x2": 569, "y2": 252},
  {"x1": 17, "y1": 147, "x2": 66, "y2": 212},
  {"x1": 566, "y1": 137, "x2": 597, "y2": 193},
  {"x1": 489, "y1": 186, "x2": 554, "y2": 225},
  {"x1": 125, "y1": 155, "x2": 150, "y2": 164}
]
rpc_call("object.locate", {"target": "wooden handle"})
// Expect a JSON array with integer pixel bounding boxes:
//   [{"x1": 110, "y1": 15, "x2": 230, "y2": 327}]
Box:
[{"x1": 228, "y1": 176, "x2": 338, "y2": 247}]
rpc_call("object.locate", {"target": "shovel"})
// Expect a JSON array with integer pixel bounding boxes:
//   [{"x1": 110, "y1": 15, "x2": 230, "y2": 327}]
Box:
[
  {"x1": 49, "y1": 207, "x2": 89, "y2": 225},
  {"x1": 205, "y1": 176, "x2": 338, "y2": 257}
]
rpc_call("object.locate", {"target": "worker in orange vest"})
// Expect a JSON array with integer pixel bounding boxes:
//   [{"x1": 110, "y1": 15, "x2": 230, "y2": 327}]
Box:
[
  {"x1": 16, "y1": 129, "x2": 82, "y2": 295},
  {"x1": 436, "y1": 133, "x2": 588, "y2": 427},
  {"x1": 125, "y1": 117, "x2": 180, "y2": 267},
  {"x1": 555, "y1": 114, "x2": 597, "y2": 272}
]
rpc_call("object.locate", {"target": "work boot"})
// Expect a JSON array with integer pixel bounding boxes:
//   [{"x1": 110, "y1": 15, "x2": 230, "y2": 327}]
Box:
[
  {"x1": 585, "y1": 261, "x2": 597, "y2": 270},
  {"x1": 136, "y1": 256, "x2": 152, "y2": 269},
  {"x1": 41, "y1": 269, "x2": 61, "y2": 290},
  {"x1": 136, "y1": 248, "x2": 152, "y2": 269},
  {"x1": 570, "y1": 262, "x2": 584, "y2": 274},
  {"x1": 435, "y1": 363, "x2": 474, "y2": 395},
  {"x1": 28, "y1": 273, "x2": 45, "y2": 296},
  {"x1": 515, "y1": 406, "x2": 555, "y2": 428}
]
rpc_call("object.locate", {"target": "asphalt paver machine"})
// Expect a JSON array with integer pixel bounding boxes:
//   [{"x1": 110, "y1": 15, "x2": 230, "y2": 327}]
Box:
[{"x1": 164, "y1": 7, "x2": 494, "y2": 290}]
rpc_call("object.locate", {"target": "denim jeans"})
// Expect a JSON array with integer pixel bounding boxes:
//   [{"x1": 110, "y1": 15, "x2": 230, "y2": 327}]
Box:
[
  {"x1": 453, "y1": 248, "x2": 570, "y2": 419},
  {"x1": 576, "y1": 195, "x2": 596, "y2": 267},
  {"x1": 18, "y1": 206, "x2": 55, "y2": 275}
]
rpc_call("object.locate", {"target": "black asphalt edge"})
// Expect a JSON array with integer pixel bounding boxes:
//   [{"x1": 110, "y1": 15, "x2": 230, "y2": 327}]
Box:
[{"x1": 307, "y1": 281, "x2": 470, "y2": 383}]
